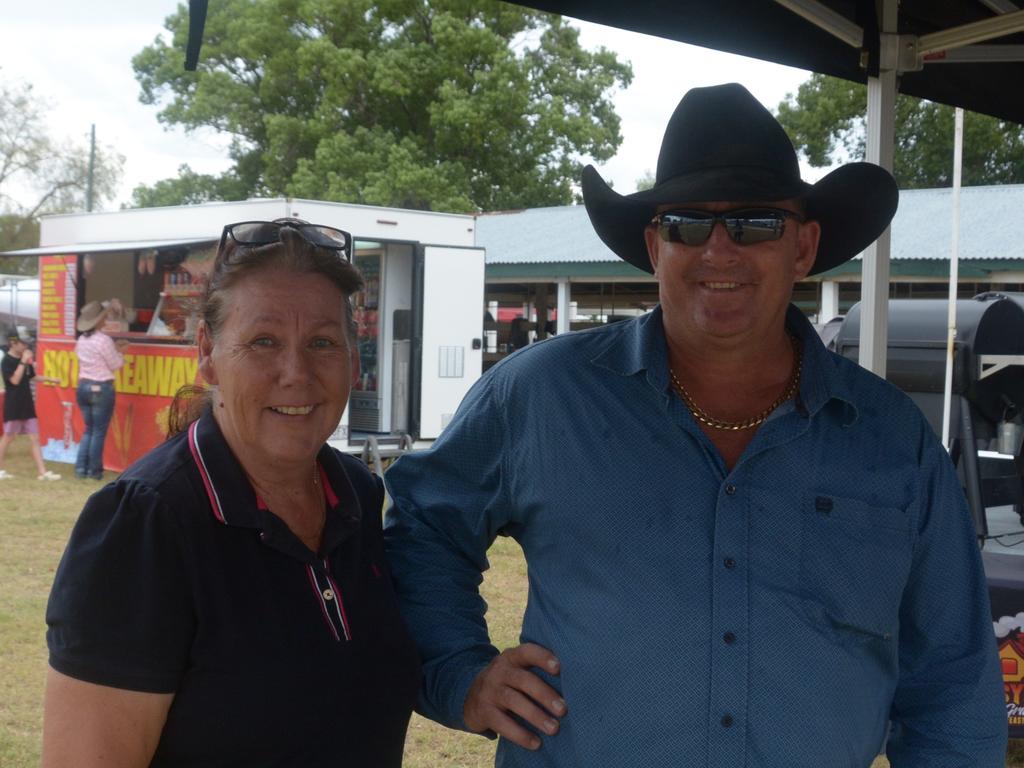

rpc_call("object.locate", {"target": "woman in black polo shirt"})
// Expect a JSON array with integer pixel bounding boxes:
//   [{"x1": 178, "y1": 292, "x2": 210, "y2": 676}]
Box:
[{"x1": 43, "y1": 220, "x2": 420, "y2": 767}]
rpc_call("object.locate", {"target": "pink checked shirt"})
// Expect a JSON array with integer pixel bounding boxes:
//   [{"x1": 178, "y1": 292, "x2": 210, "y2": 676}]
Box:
[{"x1": 75, "y1": 332, "x2": 124, "y2": 382}]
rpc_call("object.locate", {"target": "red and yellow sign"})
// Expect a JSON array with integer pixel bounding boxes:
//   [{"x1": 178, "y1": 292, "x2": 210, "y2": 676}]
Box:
[
  {"x1": 36, "y1": 339, "x2": 201, "y2": 472},
  {"x1": 1001, "y1": 631, "x2": 1024, "y2": 728},
  {"x1": 38, "y1": 255, "x2": 78, "y2": 339}
]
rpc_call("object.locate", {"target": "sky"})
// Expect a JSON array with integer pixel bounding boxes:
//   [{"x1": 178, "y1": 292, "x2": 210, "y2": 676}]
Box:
[{"x1": 0, "y1": 0, "x2": 821, "y2": 211}]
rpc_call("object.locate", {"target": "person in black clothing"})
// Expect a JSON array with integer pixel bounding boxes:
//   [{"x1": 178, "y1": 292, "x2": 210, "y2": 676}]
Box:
[
  {"x1": 43, "y1": 220, "x2": 420, "y2": 767},
  {"x1": 1, "y1": 329, "x2": 60, "y2": 480},
  {"x1": 508, "y1": 316, "x2": 533, "y2": 351}
]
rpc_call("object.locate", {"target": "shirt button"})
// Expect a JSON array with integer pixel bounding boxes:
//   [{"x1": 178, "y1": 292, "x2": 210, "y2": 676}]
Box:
[
  {"x1": 724, "y1": 483, "x2": 736, "y2": 495},
  {"x1": 322, "y1": 588, "x2": 335, "y2": 601},
  {"x1": 721, "y1": 714, "x2": 734, "y2": 728},
  {"x1": 724, "y1": 557, "x2": 736, "y2": 569},
  {"x1": 723, "y1": 631, "x2": 736, "y2": 644}
]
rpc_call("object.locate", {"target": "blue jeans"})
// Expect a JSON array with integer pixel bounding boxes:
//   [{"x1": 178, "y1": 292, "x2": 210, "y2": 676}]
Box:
[{"x1": 75, "y1": 380, "x2": 115, "y2": 479}]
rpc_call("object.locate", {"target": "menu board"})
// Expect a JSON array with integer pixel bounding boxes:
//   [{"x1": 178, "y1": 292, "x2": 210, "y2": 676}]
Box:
[{"x1": 38, "y1": 255, "x2": 78, "y2": 339}]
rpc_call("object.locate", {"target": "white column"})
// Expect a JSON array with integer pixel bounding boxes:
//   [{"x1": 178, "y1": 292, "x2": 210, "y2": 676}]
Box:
[
  {"x1": 820, "y1": 280, "x2": 840, "y2": 323},
  {"x1": 858, "y1": 0, "x2": 898, "y2": 376},
  {"x1": 556, "y1": 278, "x2": 571, "y2": 334},
  {"x1": 487, "y1": 300, "x2": 498, "y2": 319}
]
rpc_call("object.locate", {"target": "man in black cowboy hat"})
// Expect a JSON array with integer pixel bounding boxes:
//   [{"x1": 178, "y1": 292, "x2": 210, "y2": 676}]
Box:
[{"x1": 384, "y1": 83, "x2": 1006, "y2": 766}]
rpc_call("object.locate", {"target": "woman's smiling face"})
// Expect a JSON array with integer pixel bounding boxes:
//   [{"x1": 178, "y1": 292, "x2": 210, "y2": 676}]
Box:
[{"x1": 198, "y1": 266, "x2": 357, "y2": 473}]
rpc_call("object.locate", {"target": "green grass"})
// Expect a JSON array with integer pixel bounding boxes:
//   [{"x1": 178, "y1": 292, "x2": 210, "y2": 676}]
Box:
[
  {"x1": 0, "y1": 443, "x2": 86, "y2": 766},
  {"x1": 401, "y1": 534, "x2": 527, "y2": 768},
  {"x1": 1, "y1": 437, "x2": 1022, "y2": 767},
  {"x1": 0, "y1": 439, "x2": 515, "y2": 768}
]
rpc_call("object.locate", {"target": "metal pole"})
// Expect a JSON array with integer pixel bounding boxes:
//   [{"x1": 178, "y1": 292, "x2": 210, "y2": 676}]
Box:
[
  {"x1": 858, "y1": 0, "x2": 898, "y2": 376},
  {"x1": 959, "y1": 397, "x2": 988, "y2": 540},
  {"x1": 86, "y1": 124, "x2": 96, "y2": 212},
  {"x1": 941, "y1": 108, "x2": 965, "y2": 449}
]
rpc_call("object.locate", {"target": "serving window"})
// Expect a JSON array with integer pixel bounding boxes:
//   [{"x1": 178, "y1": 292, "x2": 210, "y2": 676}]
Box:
[{"x1": 77, "y1": 244, "x2": 214, "y2": 343}]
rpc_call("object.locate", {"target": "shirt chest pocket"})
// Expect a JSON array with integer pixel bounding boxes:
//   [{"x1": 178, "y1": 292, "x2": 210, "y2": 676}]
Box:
[{"x1": 800, "y1": 492, "x2": 914, "y2": 643}]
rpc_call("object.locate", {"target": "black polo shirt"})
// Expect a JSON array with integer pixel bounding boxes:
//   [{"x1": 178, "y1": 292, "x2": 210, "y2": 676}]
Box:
[{"x1": 46, "y1": 411, "x2": 420, "y2": 767}]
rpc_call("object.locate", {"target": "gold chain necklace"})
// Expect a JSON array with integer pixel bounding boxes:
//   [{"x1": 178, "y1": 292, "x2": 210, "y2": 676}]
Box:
[{"x1": 670, "y1": 336, "x2": 802, "y2": 431}]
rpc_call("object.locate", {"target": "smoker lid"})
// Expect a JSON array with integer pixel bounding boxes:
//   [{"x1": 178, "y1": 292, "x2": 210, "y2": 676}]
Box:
[
  {"x1": 836, "y1": 295, "x2": 1024, "y2": 359},
  {"x1": 834, "y1": 295, "x2": 1024, "y2": 422}
]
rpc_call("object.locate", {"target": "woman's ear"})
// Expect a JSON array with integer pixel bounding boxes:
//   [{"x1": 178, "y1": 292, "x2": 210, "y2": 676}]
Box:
[{"x1": 197, "y1": 321, "x2": 218, "y2": 386}]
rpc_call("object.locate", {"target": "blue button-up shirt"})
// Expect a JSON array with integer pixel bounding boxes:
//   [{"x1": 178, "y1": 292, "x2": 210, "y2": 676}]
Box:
[{"x1": 384, "y1": 305, "x2": 1006, "y2": 767}]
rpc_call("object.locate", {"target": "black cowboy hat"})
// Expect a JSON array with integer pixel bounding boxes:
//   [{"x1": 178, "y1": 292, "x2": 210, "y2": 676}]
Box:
[{"x1": 582, "y1": 83, "x2": 898, "y2": 276}]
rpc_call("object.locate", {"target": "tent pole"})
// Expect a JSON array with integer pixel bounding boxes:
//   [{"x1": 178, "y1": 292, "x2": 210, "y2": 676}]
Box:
[
  {"x1": 941, "y1": 107, "x2": 965, "y2": 450},
  {"x1": 858, "y1": 0, "x2": 898, "y2": 377}
]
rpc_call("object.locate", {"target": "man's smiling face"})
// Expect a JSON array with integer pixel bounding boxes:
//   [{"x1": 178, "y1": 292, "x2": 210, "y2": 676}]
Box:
[{"x1": 644, "y1": 199, "x2": 820, "y2": 351}]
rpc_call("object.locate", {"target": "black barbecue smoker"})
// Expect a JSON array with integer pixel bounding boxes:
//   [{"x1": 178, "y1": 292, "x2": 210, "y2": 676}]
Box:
[
  {"x1": 835, "y1": 294, "x2": 1024, "y2": 539},
  {"x1": 835, "y1": 294, "x2": 1024, "y2": 737}
]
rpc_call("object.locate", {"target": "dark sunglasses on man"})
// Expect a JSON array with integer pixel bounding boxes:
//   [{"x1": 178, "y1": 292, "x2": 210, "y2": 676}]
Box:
[
  {"x1": 219, "y1": 219, "x2": 352, "y2": 261},
  {"x1": 652, "y1": 207, "x2": 805, "y2": 247}
]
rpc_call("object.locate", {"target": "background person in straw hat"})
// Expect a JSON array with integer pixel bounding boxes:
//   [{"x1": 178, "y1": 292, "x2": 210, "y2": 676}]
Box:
[
  {"x1": 1, "y1": 327, "x2": 60, "y2": 480},
  {"x1": 73, "y1": 299, "x2": 129, "y2": 480},
  {"x1": 383, "y1": 83, "x2": 1006, "y2": 765}
]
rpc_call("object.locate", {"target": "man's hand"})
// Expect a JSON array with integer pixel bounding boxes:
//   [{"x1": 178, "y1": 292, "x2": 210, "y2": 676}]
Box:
[
  {"x1": 21, "y1": 349, "x2": 34, "y2": 366},
  {"x1": 463, "y1": 643, "x2": 566, "y2": 751}
]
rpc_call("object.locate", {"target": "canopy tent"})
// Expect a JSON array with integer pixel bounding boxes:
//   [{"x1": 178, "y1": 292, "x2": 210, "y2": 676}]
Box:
[
  {"x1": 496, "y1": 1, "x2": 1024, "y2": 124},
  {"x1": 182, "y1": 0, "x2": 1024, "y2": 374},
  {"x1": 496, "y1": 0, "x2": 1024, "y2": 376}
]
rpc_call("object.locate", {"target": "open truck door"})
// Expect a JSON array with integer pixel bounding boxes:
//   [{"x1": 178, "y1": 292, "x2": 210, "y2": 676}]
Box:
[{"x1": 412, "y1": 245, "x2": 485, "y2": 440}]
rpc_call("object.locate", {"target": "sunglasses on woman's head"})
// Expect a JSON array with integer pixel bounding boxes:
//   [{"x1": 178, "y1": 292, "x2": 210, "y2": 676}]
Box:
[
  {"x1": 219, "y1": 220, "x2": 352, "y2": 261},
  {"x1": 652, "y1": 208, "x2": 805, "y2": 247}
]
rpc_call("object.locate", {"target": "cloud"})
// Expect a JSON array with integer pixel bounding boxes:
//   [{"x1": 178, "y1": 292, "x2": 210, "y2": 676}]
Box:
[
  {"x1": 574, "y1": 21, "x2": 817, "y2": 194},
  {"x1": 995, "y1": 612, "x2": 1024, "y2": 638},
  {"x1": 0, "y1": 2, "x2": 231, "y2": 208},
  {"x1": 1, "y1": 4, "x2": 816, "y2": 208}
]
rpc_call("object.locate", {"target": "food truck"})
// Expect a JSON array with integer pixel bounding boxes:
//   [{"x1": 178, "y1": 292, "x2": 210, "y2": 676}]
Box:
[{"x1": 5, "y1": 199, "x2": 485, "y2": 472}]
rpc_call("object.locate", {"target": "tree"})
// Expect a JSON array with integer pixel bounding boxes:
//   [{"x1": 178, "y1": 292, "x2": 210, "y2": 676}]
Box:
[
  {"x1": 0, "y1": 215, "x2": 40, "y2": 275},
  {"x1": 776, "y1": 73, "x2": 1024, "y2": 189},
  {"x1": 0, "y1": 78, "x2": 125, "y2": 219},
  {"x1": 130, "y1": 164, "x2": 250, "y2": 208},
  {"x1": 634, "y1": 169, "x2": 655, "y2": 192},
  {"x1": 0, "y1": 75, "x2": 125, "y2": 273},
  {"x1": 132, "y1": 0, "x2": 632, "y2": 211}
]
